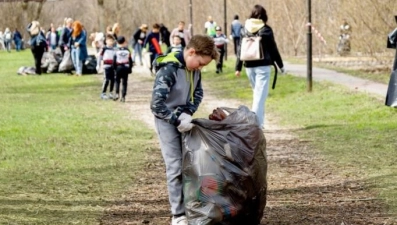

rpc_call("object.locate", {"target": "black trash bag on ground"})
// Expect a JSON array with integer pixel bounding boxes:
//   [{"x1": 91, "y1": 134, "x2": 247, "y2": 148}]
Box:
[
  {"x1": 58, "y1": 50, "x2": 74, "y2": 72},
  {"x1": 83, "y1": 55, "x2": 97, "y2": 74},
  {"x1": 182, "y1": 105, "x2": 267, "y2": 225},
  {"x1": 385, "y1": 70, "x2": 397, "y2": 107}
]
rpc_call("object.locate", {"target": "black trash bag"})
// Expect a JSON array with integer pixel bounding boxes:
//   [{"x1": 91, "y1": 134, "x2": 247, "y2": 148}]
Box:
[
  {"x1": 385, "y1": 70, "x2": 397, "y2": 107},
  {"x1": 83, "y1": 55, "x2": 97, "y2": 74},
  {"x1": 182, "y1": 105, "x2": 267, "y2": 225}
]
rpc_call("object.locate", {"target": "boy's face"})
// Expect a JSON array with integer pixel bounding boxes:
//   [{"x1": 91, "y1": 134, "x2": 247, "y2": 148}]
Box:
[
  {"x1": 106, "y1": 38, "x2": 114, "y2": 46},
  {"x1": 185, "y1": 48, "x2": 212, "y2": 71},
  {"x1": 153, "y1": 28, "x2": 159, "y2": 33},
  {"x1": 173, "y1": 37, "x2": 181, "y2": 45}
]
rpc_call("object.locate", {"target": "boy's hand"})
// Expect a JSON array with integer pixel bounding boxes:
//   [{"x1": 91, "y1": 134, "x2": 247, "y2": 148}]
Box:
[
  {"x1": 178, "y1": 121, "x2": 194, "y2": 133},
  {"x1": 235, "y1": 71, "x2": 241, "y2": 77},
  {"x1": 177, "y1": 113, "x2": 194, "y2": 133}
]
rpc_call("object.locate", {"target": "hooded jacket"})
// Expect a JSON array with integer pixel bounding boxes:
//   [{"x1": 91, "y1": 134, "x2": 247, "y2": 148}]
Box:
[
  {"x1": 150, "y1": 52, "x2": 203, "y2": 126},
  {"x1": 235, "y1": 18, "x2": 284, "y2": 71}
]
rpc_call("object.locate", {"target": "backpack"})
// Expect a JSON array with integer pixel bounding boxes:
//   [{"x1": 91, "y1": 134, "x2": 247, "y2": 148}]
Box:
[
  {"x1": 240, "y1": 27, "x2": 279, "y2": 89},
  {"x1": 239, "y1": 29, "x2": 263, "y2": 61}
]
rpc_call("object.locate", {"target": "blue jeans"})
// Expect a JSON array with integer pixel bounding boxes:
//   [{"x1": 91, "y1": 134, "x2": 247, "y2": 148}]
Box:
[
  {"x1": 245, "y1": 65, "x2": 271, "y2": 128},
  {"x1": 71, "y1": 47, "x2": 83, "y2": 75},
  {"x1": 14, "y1": 39, "x2": 22, "y2": 51},
  {"x1": 133, "y1": 43, "x2": 143, "y2": 64}
]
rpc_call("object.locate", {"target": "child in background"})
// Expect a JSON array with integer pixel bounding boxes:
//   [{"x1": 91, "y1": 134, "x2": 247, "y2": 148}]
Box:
[
  {"x1": 144, "y1": 23, "x2": 162, "y2": 74},
  {"x1": 113, "y1": 36, "x2": 133, "y2": 102},
  {"x1": 166, "y1": 35, "x2": 183, "y2": 53},
  {"x1": 212, "y1": 26, "x2": 229, "y2": 73},
  {"x1": 150, "y1": 34, "x2": 219, "y2": 225},
  {"x1": 99, "y1": 34, "x2": 116, "y2": 99}
]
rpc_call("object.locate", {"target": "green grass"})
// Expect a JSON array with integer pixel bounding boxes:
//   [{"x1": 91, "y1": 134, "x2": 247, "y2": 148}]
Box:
[
  {"x1": 0, "y1": 50, "x2": 154, "y2": 224},
  {"x1": 202, "y1": 58, "x2": 397, "y2": 213}
]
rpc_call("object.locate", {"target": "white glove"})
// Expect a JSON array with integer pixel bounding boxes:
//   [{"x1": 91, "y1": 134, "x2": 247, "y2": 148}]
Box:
[
  {"x1": 177, "y1": 120, "x2": 194, "y2": 133},
  {"x1": 177, "y1": 113, "x2": 193, "y2": 133},
  {"x1": 178, "y1": 112, "x2": 192, "y2": 123},
  {"x1": 280, "y1": 67, "x2": 286, "y2": 74}
]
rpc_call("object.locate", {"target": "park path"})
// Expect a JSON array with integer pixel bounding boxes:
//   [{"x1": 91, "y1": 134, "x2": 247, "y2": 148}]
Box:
[
  {"x1": 284, "y1": 61, "x2": 389, "y2": 98},
  {"x1": 99, "y1": 64, "x2": 392, "y2": 225}
]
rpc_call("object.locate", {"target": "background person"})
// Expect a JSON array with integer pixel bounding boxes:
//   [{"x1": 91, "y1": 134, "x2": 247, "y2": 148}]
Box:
[
  {"x1": 132, "y1": 24, "x2": 148, "y2": 66},
  {"x1": 0, "y1": 31, "x2": 5, "y2": 50},
  {"x1": 143, "y1": 23, "x2": 162, "y2": 74},
  {"x1": 69, "y1": 20, "x2": 88, "y2": 76},
  {"x1": 235, "y1": 4, "x2": 285, "y2": 129},
  {"x1": 212, "y1": 26, "x2": 228, "y2": 73},
  {"x1": 230, "y1": 14, "x2": 243, "y2": 56},
  {"x1": 159, "y1": 23, "x2": 171, "y2": 48},
  {"x1": 170, "y1": 21, "x2": 192, "y2": 48},
  {"x1": 26, "y1": 21, "x2": 47, "y2": 75},
  {"x1": 46, "y1": 26, "x2": 59, "y2": 51},
  {"x1": 13, "y1": 28, "x2": 23, "y2": 51},
  {"x1": 4, "y1": 27, "x2": 12, "y2": 52},
  {"x1": 204, "y1": 16, "x2": 217, "y2": 36},
  {"x1": 59, "y1": 18, "x2": 73, "y2": 56}
]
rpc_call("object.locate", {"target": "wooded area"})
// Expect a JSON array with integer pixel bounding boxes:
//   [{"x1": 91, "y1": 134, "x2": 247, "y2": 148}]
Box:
[{"x1": 0, "y1": 0, "x2": 396, "y2": 56}]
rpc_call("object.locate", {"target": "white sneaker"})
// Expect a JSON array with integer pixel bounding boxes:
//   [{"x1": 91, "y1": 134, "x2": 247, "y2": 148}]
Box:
[{"x1": 172, "y1": 215, "x2": 188, "y2": 225}]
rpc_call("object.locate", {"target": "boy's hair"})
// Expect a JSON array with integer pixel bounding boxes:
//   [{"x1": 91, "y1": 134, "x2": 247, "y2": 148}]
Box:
[
  {"x1": 152, "y1": 23, "x2": 160, "y2": 29},
  {"x1": 105, "y1": 34, "x2": 114, "y2": 40},
  {"x1": 186, "y1": 34, "x2": 219, "y2": 61},
  {"x1": 172, "y1": 35, "x2": 181, "y2": 40},
  {"x1": 117, "y1": 36, "x2": 126, "y2": 45},
  {"x1": 179, "y1": 21, "x2": 185, "y2": 25}
]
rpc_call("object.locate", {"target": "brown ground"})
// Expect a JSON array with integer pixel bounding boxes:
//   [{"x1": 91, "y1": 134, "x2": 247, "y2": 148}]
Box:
[{"x1": 99, "y1": 65, "x2": 394, "y2": 225}]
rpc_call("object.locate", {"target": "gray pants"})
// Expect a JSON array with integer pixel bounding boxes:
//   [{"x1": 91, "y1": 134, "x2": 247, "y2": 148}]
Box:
[{"x1": 154, "y1": 117, "x2": 185, "y2": 215}]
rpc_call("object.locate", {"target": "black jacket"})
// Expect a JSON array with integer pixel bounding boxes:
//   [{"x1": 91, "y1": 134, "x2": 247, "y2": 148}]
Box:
[{"x1": 235, "y1": 25, "x2": 284, "y2": 71}]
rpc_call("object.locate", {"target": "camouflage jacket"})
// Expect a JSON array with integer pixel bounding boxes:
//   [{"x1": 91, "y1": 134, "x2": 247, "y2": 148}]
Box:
[{"x1": 150, "y1": 52, "x2": 203, "y2": 125}]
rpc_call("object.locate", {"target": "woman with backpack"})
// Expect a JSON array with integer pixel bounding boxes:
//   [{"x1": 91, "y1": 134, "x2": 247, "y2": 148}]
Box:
[
  {"x1": 27, "y1": 21, "x2": 47, "y2": 75},
  {"x1": 235, "y1": 4, "x2": 285, "y2": 129}
]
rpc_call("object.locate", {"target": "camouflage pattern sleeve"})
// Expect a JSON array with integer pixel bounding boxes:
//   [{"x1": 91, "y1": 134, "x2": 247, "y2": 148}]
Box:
[
  {"x1": 150, "y1": 66, "x2": 179, "y2": 125},
  {"x1": 185, "y1": 72, "x2": 203, "y2": 114}
]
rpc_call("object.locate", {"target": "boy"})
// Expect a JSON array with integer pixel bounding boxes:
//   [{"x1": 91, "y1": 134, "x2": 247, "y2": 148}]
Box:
[
  {"x1": 166, "y1": 35, "x2": 183, "y2": 54},
  {"x1": 113, "y1": 36, "x2": 133, "y2": 102},
  {"x1": 212, "y1": 26, "x2": 229, "y2": 74},
  {"x1": 150, "y1": 35, "x2": 219, "y2": 225},
  {"x1": 99, "y1": 34, "x2": 116, "y2": 99},
  {"x1": 143, "y1": 23, "x2": 162, "y2": 74}
]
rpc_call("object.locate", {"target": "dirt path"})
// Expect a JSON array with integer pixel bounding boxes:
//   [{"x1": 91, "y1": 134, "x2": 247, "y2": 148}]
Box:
[{"x1": 100, "y1": 66, "x2": 391, "y2": 225}]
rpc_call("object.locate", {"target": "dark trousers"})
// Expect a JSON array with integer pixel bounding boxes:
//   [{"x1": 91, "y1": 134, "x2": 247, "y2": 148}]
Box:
[
  {"x1": 216, "y1": 46, "x2": 225, "y2": 72},
  {"x1": 115, "y1": 66, "x2": 129, "y2": 98},
  {"x1": 31, "y1": 46, "x2": 45, "y2": 75},
  {"x1": 233, "y1": 37, "x2": 240, "y2": 56},
  {"x1": 102, "y1": 67, "x2": 115, "y2": 93},
  {"x1": 150, "y1": 51, "x2": 159, "y2": 71}
]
